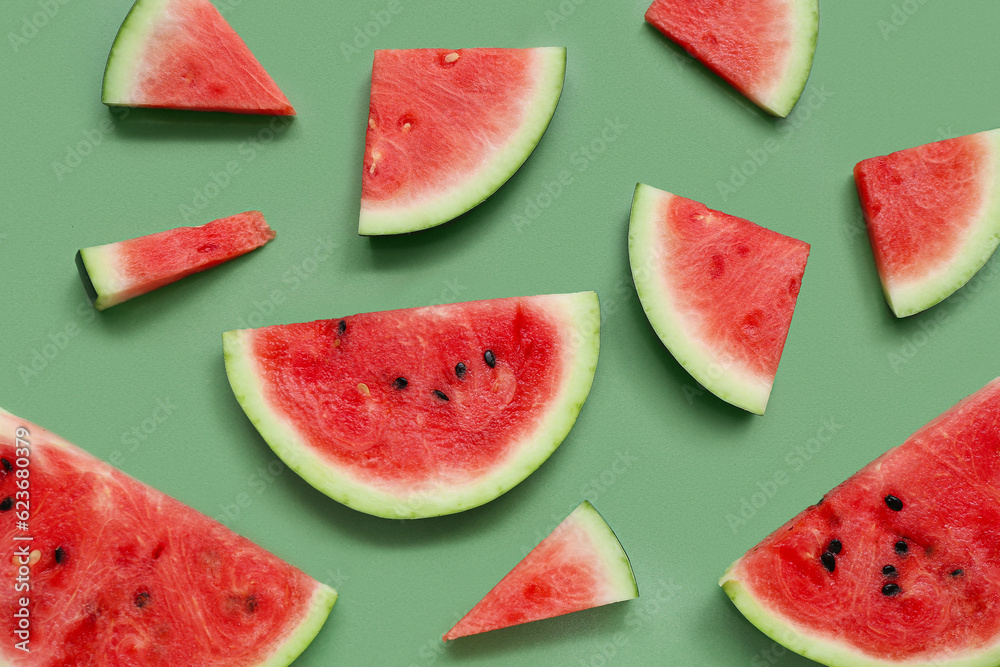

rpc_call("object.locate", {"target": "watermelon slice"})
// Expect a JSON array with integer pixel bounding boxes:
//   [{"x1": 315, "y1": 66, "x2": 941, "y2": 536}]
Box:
[
  {"x1": 223, "y1": 292, "x2": 600, "y2": 519},
  {"x1": 359, "y1": 48, "x2": 566, "y2": 235},
  {"x1": 854, "y1": 129, "x2": 1000, "y2": 317},
  {"x1": 644, "y1": 0, "x2": 819, "y2": 118},
  {"x1": 0, "y1": 406, "x2": 335, "y2": 664},
  {"x1": 76, "y1": 211, "x2": 275, "y2": 310},
  {"x1": 628, "y1": 184, "x2": 810, "y2": 415},
  {"x1": 443, "y1": 501, "x2": 637, "y2": 640},
  {"x1": 102, "y1": 0, "x2": 295, "y2": 115},
  {"x1": 721, "y1": 378, "x2": 1000, "y2": 666}
]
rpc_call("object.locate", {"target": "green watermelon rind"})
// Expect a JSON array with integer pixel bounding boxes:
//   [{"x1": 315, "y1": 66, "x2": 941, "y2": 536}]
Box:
[
  {"x1": 757, "y1": 0, "x2": 819, "y2": 118},
  {"x1": 720, "y1": 566, "x2": 1000, "y2": 667},
  {"x1": 259, "y1": 583, "x2": 338, "y2": 667},
  {"x1": 222, "y1": 291, "x2": 600, "y2": 520},
  {"x1": 862, "y1": 129, "x2": 1000, "y2": 318},
  {"x1": 102, "y1": 0, "x2": 172, "y2": 107},
  {"x1": 358, "y1": 47, "x2": 567, "y2": 236},
  {"x1": 628, "y1": 183, "x2": 773, "y2": 415},
  {"x1": 571, "y1": 501, "x2": 640, "y2": 603},
  {"x1": 76, "y1": 244, "x2": 123, "y2": 311}
]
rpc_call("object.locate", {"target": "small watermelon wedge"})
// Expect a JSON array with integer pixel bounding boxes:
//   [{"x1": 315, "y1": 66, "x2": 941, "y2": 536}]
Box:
[
  {"x1": 854, "y1": 129, "x2": 1000, "y2": 317},
  {"x1": 223, "y1": 293, "x2": 600, "y2": 519},
  {"x1": 103, "y1": 0, "x2": 294, "y2": 115},
  {"x1": 76, "y1": 211, "x2": 275, "y2": 310},
  {"x1": 443, "y1": 501, "x2": 637, "y2": 641},
  {"x1": 628, "y1": 184, "x2": 809, "y2": 415},
  {"x1": 360, "y1": 48, "x2": 566, "y2": 235},
  {"x1": 644, "y1": 0, "x2": 819, "y2": 118},
  {"x1": 0, "y1": 407, "x2": 336, "y2": 664},
  {"x1": 721, "y1": 378, "x2": 1000, "y2": 666}
]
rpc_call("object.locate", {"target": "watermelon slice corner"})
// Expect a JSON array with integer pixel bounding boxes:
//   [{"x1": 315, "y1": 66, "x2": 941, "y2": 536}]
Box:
[
  {"x1": 644, "y1": 0, "x2": 819, "y2": 118},
  {"x1": 102, "y1": 0, "x2": 295, "y2": 115},
  {"x1": 359, "y1": 47, "x2": 567, "y2": 235},
  {"x1": 222, "y1": 292, "x2": 600, "y2": 519},
  {"x1": 443, "y1": 500, "x2": 638, "y2": 641},
  {"x1": 628, "y1": 183, "x2": 809, "y2": 415}
]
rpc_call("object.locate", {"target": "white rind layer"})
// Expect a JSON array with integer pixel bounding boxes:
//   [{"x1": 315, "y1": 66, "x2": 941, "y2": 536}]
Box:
[
  {"x1": 102, "y1": 0, "x2": 173, "y2": 106},
  {"x1": 756, "y1": 0, "x2": 819, "y2": 118}
]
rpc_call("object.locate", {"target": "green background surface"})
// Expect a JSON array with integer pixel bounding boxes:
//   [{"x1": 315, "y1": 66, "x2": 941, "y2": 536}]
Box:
[{"x1": 2, "y1": 1, "x2": 1000, "y2": 664}]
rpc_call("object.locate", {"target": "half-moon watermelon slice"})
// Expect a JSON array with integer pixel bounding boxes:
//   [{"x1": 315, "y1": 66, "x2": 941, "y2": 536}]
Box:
[
  {"x1": 721, "y1": 378, "x2": 1000, "y2": 666},
  {"x1": 854, "y1": 129, "x2": 1000, "y2": 317},
  {"x1": 0, "y1": 407, "x2": 336, "y2": 665},
  {"x1": 102, "y1": 0, "x2": 295, "y2": 115},
  {"x1": 223, "y1": 292, "x2": 600, "y2": 519},
  {"x1": 359, "y1": 48, "x2": 566, "y2": 235},
  {"x1": 644, "y1": 0, "x2": 819, "y2": 118},
  {"x1": 628, "y1": 184, "x2": 810, "y2": 415},
  {"x1": 443, "y1": 501, "x2": 637, "y2": 641},
  {"x1": 76, "y1": 211, "x2": 275, "y2": 310}
]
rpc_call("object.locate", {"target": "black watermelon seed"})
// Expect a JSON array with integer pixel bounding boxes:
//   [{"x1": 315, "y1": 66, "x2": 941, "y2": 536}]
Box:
[
  {"x1": 245, "y1": 595, "x2": 258, "y2": 613},
  {"x1": 1, "y1": 458, "x2": 11, "y2": 472},
  {"x1": 951, "y1": 569, "x2": 964, "y2": 577},
  {"x1": 393, "y1": 377, "x2": 408, "y2": 390},
  {"x1": 885, "y1": 495, "x2": 904, "y2": 512},
  {"x1": 433, "y1": 390, "x2": 449, "y2": 401},
  {"x1": 827, "y1": 539, "x2": 842, "y2": 555},
  {"x1": 820, "y1": 552, "x2": 836, "y2": 573},
  {"x1": 484, "y1": 350, "x2": 496, "y2": 368},
  {"x1": 135, "y1": 591, "x2": 151, "y2": 608},
  {"x1": 882, "y1": 583, "x2": 901, "y2": 597},
  {"x1": 455, "y1": 362, "x2": 467, "y2": 379},
  {"x1": 882, "y1": 565, "x2": 897, "y2": 577},
  {"x1": 338, "y1": 320, "x2": 346, "y2": 334},
  {"x1": 895, "y1": 540, "x2": 908, "y2": 555},
  {"x1": 0, "y1": 497, "x2": 12, "y2": 512},
  {"x1": 54, "y1": 547, "x2": 65, "y2": 564}
]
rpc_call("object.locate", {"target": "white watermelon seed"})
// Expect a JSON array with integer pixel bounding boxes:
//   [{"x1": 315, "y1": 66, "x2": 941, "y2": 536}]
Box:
[{"x1": 444, "y1": 52, "x2": 460, "y2": 63}]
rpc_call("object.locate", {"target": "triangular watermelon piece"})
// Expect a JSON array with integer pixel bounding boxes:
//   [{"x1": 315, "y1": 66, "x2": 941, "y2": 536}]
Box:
[
  {"x1": 644, "y1": 0, "x2": 819, "y2": 118},
  {"x1": 443, "y1": 501, "x2": 637, "y2": 640},
  {"x1": 628, "y1": 184, "x2": 810, "y2": 415},
  {"x1": 0, "y1": 407, "x2": 336, "y2": 664},
  {"x1": 721, "y1": 378, "x2": 1000, "y2": 666},
  {"x1": 223, "y1": 293, "x2": 600, "y2": 519},
  {"x1": 76, "y1": 211, "x2": 275, "y2": 310},
  {"x1": 359, "y1": 48, "x2": 566, "y2": 235},
  {"x1": 854, "y1": 129, "x2": 1000, "y2": 317},
  {"x1": 102, "y1": 0, "x2": 294, "y2": 115}
]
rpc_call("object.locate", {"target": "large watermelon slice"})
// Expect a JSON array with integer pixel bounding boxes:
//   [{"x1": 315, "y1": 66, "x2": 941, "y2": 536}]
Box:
[
  {"x1": 644, "y1": 0, "x2": 819, "y2": 118},
  {"x1": 443, "y1": 501, "x2": 637, "y2": 641},
  {"x1": 359, "y1": 48, "x2": 566, "y2": 235},
  {"x1": 0, "y1": 407, "x2": 336, "y2": 664},
  {"x1": 76, "y1": 211, "x2": 275, "y2": 310},
  {"x1": 223, "y1": 293, "x2": 600, "y2": 519},
  {"x1": 721, "y1": 378, "x2": 1000, "y2": 666},
  {"x1": 854, "y1": 129, "x2": 1000, "y2": 317},
  {"x1": 102, "y1": 0, "x2": 295, "y2": 115},
  {"x1": 628, "y1": 184, "x2": 810, "y2": 415}
]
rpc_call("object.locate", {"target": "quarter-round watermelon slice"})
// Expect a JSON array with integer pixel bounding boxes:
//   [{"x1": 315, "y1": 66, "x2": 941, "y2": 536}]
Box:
[
  {"x1": 0, "y1": 407, "x2": 336, "y2": 665},
  {"x1": 223, "y1": 293, "x2": 600, "y2": 519},
  {"x1": 644, "y1": 0, "x2": 819, "y2": 118},
  {"x1": 854, "y1": 129, "x2": 1000, "y2": 318},
  {"x1": 359, "y1": 48, "x2": 566, "y2": 235},
  {"x1": 722, "y1": 378, "x2": 1000, "y2": 666},
  {"x1": 628, "y1": 184, "x2": 810, "y2": 415},
  {"x1": 443, "y1": 501, "x2": 637, "y2": 641},
  {"x1": 76, "y1": 211, "x2": 275, "y2": 310},
  {"x1": 103, "y1": 0, "x2": 295, "y2": 115}
]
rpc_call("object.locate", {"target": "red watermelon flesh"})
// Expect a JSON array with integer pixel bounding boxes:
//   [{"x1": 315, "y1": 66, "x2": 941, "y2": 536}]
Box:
[
  {"x1": 102, "y1": 0, "x2": 294, "y2": 115},
  {"x1": 443, "y1": 501, "x2": 637, "y2": 640},
  {"x1": 0, "y1": 407, "x2": 336, "y2": 665},
  {"x1": 76, "y1": 211, "x2": 275, "y2": 310},
  {"x1": 644, "y1": 0, "x2": 819, "y2": 117},
  {"x1": 853, "y1": 129, "x2": 1000, "y2": 317},
  {"x1": 722, "y1": 379, "x2": 1000, "y2": 666},
  {"x1": 223, "y1": 293, "x2": 600, "y2": 519}
]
